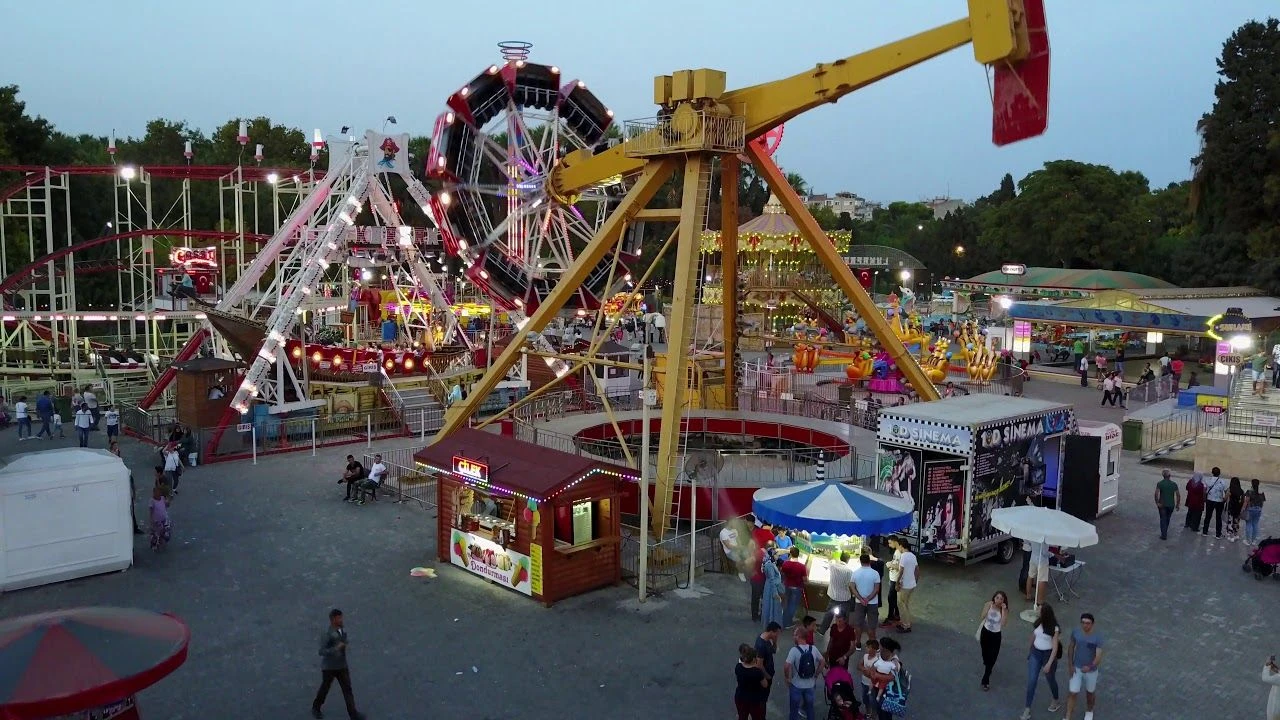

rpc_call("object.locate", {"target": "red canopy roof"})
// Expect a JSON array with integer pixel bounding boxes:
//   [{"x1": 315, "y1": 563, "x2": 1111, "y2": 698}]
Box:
[
  {"x1": 415, "y1": 428, "x2": 636, "y2": 499},
  {"x1": 0, "y1": 607, "x2": 189, "y2": 719}
]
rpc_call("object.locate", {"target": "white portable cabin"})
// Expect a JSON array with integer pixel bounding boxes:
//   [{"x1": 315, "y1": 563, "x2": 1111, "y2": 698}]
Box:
[
  {"x1": 1074, "y1": 421, "x2": 1121, "y2": 517},
  {"x1": 0, "y1": 448, "x2": 133, "y2": 592}
]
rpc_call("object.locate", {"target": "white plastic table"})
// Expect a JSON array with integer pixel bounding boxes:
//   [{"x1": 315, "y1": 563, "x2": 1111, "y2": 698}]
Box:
[{"x1": 1049, "y1": 560, "x2": 1086, "y2": 602}]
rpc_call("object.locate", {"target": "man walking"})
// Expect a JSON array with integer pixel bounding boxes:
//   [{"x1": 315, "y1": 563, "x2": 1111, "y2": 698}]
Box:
[
  {"x1": 1155, "y1": 469, "x2": 1181, "y2": 540},
  {"x1": 35, "y1": 390, "x2": 54, "y2": 439},
  {"x1": 784, "y1": 616, "x2": 825, "y2": 720},
  {"x1": 1078, "y1": 356, "x2": 1089, "y2": 387},
  {"x1": 1064, "y1": 613, "x2": 1104, "y2": 720},
  {"x1": 312, "y1": 609, "x2": 366, "y2": 720},
  {"x1": 1203, "y1": 467, "x2": 1227, "y2": 538}
]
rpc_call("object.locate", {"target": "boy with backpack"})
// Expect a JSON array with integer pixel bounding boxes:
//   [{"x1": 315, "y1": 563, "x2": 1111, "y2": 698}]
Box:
[{"x1": 785, "y1": 615, "x2": 825, "y2": 720}]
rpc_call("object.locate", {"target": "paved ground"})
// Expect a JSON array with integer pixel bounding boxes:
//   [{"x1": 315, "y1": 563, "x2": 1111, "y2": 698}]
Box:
[{"x1": 2, "y1": 384, "x2": 1277, "y2": 719}]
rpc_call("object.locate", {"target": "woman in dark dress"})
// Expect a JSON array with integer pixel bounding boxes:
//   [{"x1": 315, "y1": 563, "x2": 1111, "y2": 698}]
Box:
[
  {"x1": 1227, "y1": 477, "x2": 1246, "y2": 542},
  {"x1": 734, "y1": 643, "x2": 769, "y2": 720}
]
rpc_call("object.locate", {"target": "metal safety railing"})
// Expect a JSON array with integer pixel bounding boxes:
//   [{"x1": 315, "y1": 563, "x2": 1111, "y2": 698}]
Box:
[
  {"x1": 363, "y1": 446, "x2": 436, "y2": 508},
  {"x1": 619, "y1": 517, "x2": 739, "y2": 596},
  {"x1": 121, "y1": 404, "x2": 409, "y2": 463},
  {"x1": 623, "y1": 110, "x2": 746, "y2": 157}
]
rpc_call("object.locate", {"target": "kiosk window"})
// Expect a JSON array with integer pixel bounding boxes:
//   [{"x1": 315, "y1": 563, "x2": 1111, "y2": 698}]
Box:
[
  {"x1": 554, "y1": 499, "x2": 611, "y2": 546},
  {"x1": 1106, "y1": 447, "x2": 1118, "y2": 476}
]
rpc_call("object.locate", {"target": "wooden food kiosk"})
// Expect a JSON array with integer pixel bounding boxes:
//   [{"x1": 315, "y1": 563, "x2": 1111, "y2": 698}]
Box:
[{"x1": 417, "y1": 428, "x2": 636, "y2": 607}]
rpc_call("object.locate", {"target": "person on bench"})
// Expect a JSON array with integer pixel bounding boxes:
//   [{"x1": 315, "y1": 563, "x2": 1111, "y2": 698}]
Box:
[
  {"x1": 338, "y1": 455, "x2": 366, "y2": 503},
  {"x1": 357, "y1": 454, "x2": 387, "y2": 506}
]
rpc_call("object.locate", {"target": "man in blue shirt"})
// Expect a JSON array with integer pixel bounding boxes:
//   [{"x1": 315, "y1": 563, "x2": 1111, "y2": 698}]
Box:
[
  {"x1": 34, "y1": 390, "x2": 54, "y2": 439},
  {"x1": 1065, "y1": 613, "x2": 1105, "y2": 720}
]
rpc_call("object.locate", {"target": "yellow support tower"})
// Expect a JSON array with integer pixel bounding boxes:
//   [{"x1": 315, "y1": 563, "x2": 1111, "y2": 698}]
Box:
[{"x1": 433, "y1": 1, "x2": 1050, "y2": 538}]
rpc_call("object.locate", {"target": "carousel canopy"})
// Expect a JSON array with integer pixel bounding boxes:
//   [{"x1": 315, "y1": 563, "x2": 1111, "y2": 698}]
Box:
[
  {"x1": 753, "y1": 480, "x2": 914, "y2": 536},
  {"x1": 0, "y1": 606, "x2": 189, "y2": 718},
  {"x1": 701, "y1": 193, "x2": 852, "y2": 254}
]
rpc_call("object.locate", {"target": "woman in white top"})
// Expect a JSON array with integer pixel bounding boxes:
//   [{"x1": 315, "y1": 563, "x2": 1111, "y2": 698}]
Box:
[
  {"x1": 1020, "y1": 603, "x2": 1062, "y2": 720},
  {"x1": 978, "y1": 591, "x2": 1009, "y2": 690}
]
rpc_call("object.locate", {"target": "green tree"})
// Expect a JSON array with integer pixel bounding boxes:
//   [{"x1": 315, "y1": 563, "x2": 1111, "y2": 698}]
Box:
[
  {"x1": 978, "y1": 160, "x2": 1157, "y2": 271},
  {"x1": 808, "y1": 204, "x2": 839, "y2": 230},
  {"x1": 853, "y1": 201, "x2": 934, "y2": 250},
  {"x1": 1192, "y1": 18, "x2": 1280, "y2": 290}
]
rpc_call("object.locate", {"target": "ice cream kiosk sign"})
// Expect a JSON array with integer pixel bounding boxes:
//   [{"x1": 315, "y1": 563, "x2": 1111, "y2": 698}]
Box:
[
  {"x1": 452, "y1": 456, "x2": 489, "y2": 484},
  {"x1": 450, "y1": 529, "x2": 533, "y2": 596}
]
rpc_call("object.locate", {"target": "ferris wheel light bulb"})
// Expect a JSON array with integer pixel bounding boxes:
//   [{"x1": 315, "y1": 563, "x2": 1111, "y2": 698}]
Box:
[
  {"x1": 266, "y1": 172, "x2": 279, "y2": 184},
  {"x1": 550, "y1": 66, "x2": 560, "y2": 74},
  {"x1": 456, "y1": 238, "x2": 467, "y2": 250},
  {"x1": 459, "y1": 87, "x2": 470, "y2": 97},
  {"x1": 438, "y1": 191, "x2": 452, "y2": 206},
  {"x1": 487, "y1": 65, "x2": 499, "y2": 75},
  {"x1": 606, "y1": 109, "x2": 614, "y2": 118}
]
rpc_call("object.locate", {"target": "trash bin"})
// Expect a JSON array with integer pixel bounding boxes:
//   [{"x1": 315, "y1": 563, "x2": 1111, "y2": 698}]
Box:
[
  {"x1": 1122, "y1": 419, "x2": 1144, "y2": 452},
  {"x1": 500, "y1": 418, "x2": 514, "y2": 437}
]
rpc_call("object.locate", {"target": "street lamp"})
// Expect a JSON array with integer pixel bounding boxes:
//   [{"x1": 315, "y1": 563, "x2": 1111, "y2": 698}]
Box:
[
  {"x1": 954, "y1": 245, "x2": 965, "y2": 256},
  {"x1": 899, "y1": 270, "x2": 912, "y2": 282}
]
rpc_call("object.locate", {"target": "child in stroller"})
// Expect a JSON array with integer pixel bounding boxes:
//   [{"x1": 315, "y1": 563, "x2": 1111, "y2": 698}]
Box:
[
  {"x1": 825, "y1": 664, "x2": 861, "y2": 720},
  {"x1": 1242, "y1": 537, "x2": 1280, "y2": 580}
]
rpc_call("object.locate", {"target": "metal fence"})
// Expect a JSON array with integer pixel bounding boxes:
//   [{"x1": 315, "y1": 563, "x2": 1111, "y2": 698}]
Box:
[
  {"x1": 1143, "y1": 410, "x2": 1225, "y2": 451},
  {"x1": 122, "y1": 404, "x2": 410, "y2": 462},
  {"x1": 619, "y1": 518, "x2": 736, "y2": 596},
  {"x1": 363, "y1": 445, "x2": 437, "y2": 508}
]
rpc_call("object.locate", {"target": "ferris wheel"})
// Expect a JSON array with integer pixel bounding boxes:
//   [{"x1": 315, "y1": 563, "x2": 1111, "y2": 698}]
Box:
[{"x1": 428, "y1": 41, "x2": 630, "y2": 313}]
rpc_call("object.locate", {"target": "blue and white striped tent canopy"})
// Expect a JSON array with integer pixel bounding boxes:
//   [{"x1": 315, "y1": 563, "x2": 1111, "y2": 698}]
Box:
[{"x1": 752, "y1": 481, "x2": 914, "y2": 537}]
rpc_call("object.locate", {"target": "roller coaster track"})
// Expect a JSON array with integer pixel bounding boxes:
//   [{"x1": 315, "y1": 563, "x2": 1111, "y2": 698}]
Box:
[{"x1": 0, "y1": 164, "x2": 320, "y2": 205}]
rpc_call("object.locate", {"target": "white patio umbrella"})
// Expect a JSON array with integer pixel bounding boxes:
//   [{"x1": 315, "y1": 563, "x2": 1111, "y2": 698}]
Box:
[{"x1": 990, "y1": 506, "x2": 1099, "y2": 621}]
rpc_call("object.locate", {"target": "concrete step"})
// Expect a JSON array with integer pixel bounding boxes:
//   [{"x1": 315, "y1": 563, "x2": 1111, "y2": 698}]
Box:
[{"x1": 399, "y1": 392, "x2": 444, "y2": 436}]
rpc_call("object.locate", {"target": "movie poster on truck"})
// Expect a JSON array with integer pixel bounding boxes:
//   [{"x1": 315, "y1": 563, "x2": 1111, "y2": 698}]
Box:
[
  {"x1": 450, "y1": 529, "x2": 533, "y2": 596},
  {"x1": 919, "y1": 457, "x2": 965, "y2": 554}
]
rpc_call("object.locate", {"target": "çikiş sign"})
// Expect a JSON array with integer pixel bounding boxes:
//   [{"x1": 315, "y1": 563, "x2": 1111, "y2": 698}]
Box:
[{"x1": 452, "y1": 456, "x2": 489, "y2": 483}]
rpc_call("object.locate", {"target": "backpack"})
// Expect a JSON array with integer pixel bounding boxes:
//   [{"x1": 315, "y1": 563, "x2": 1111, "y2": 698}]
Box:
[
  {"x1": 796, "y1": 644, "x2": 817, "y2": 680},
  {"x1": 880, "y1": 664, "x2": 911, "y2": 714}
]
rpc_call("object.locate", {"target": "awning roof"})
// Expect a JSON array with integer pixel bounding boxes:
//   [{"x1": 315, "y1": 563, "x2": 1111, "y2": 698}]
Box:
[
  {"x1": 955, "y1": 267, "x2": 1175, "y2": 292},
  {"x1": 414, "y1": 428, "x2": 636, "y2": 499}
]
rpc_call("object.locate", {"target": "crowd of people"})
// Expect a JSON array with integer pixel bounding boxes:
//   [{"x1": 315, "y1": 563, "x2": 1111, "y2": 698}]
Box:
[{"x1": 1157, "y1": 466, "x2": 1267, "y2": 544}]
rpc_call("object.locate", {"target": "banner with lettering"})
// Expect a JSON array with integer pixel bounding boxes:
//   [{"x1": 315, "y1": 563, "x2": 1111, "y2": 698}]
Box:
[{"x1": 450, "y1": 529, "x2": 532, "y2": 596}]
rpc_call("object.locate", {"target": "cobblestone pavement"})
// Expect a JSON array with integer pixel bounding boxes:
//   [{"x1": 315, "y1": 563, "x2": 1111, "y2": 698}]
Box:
[{"x1": 1, "y1": 396, "x2": 1276, "y2": 719}]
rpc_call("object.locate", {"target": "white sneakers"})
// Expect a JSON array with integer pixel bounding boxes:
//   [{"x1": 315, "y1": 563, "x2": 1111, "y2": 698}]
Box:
[
  {"x1": 1019, "y1": 709, "x2": 1031, "y2": 720},
  {"x1": 1048, "y1": 700, "x2": 1062, "y2": 712}
]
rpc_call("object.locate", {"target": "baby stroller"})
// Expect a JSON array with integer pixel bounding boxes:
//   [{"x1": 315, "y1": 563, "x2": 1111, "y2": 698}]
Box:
[
  {"x1": 824, "y1": 664, "x2": 861, "y2": 720},
  {"x1": 1242, "y1": 537, "x2": 1280, "y2": 580}
]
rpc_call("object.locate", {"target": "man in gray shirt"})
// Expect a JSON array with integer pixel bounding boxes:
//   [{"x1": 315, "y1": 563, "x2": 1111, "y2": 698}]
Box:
[{"x1": 311, "y1": 609, "x2": 366, "y2": 720}]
